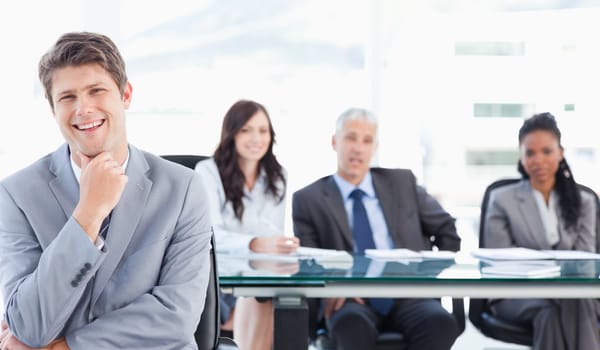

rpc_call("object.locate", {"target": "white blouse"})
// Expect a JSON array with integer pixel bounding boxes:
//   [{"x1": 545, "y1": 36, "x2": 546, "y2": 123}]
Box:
[
  {"x1": 532, "y1": 188, "x2": 560, "y2": 247},
  {"x1": 195, "y1": 158, "x2": 286, "y2": 254}
]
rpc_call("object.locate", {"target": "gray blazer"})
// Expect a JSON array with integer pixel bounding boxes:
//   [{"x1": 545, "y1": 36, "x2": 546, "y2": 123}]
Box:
[
  {"x1": 484, "y1": 179, "x2": 597, "y2": 252},
  {"x1": 292, "y1": 168, "x2": 460, "y2": 252},
  {"x1": 0, "y1": 144, "x2": 212, "y2": 349}
]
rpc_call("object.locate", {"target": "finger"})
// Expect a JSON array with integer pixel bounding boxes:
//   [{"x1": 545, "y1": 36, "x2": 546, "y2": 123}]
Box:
[
  {"x1": 353, "y1": 297, "x2": 365, "y2": 305},
  {"x1": 334, "y1": 298, "x2": 346, "y2": 311},
  {"x1": 1, "y1": 320, "x2": 6, "y2": 330}
]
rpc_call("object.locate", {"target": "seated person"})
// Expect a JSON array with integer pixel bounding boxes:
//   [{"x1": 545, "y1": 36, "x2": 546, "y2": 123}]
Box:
[
  {"x1": 195, "y1": 99, "x2": 298, "y2": 350},
  {"x1": 292, "y1": 107, "x2": 461, "y2": 350},
  {"x1": 484, "y1": 112, "x2": 600, "y2": 350}
]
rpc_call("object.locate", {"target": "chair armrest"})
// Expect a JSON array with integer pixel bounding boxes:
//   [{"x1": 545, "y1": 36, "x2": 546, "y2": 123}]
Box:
[{"x1": 217, "y1": 336, "x2": 240, "y2": 350}]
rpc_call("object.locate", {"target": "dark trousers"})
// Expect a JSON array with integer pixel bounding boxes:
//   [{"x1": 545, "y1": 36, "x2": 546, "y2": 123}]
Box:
[{"x1": 326, "y1": 298, "x2": 459, "y2": 350}]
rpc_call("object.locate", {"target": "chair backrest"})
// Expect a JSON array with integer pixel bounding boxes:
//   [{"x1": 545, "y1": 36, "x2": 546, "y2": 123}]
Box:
[
  {"x1": 161, "y1": 154, "x2": 209, "y2": 170},
  {"x1": 195, "y1": 233, "x2": 221, "y2": 349},
  {"x1": 160, "y1": 154, "x2": 220, "y2": 349},
  {"x1": 469, "y1": 178, "x2": 521, "y2": 329},
  {"x1": 477, "y1": 178, "x2": 521, "y2": 248}
]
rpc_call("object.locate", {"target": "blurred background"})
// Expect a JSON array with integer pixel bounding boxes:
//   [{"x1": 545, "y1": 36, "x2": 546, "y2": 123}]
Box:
[
  {"x1": 3, "y1": 0, "x2": 600, "y2": 253},
  {"x1": 3, "y1": 1, "x2": 600, "y2": 347}
]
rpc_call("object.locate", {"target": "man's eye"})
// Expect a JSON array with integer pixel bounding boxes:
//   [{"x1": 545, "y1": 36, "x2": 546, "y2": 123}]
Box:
[{"x1": 59, "y1": 95, "x2": 75, "y2": 102}]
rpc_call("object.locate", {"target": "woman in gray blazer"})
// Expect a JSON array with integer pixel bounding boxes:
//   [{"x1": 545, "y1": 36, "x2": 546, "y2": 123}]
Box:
[{"x1": 484, "y1": 112, "x2": 600, "y2": 350}]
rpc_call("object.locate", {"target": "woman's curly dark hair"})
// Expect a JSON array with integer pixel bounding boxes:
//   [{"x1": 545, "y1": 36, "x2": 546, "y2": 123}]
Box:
[
  {"x1": 517, "y1": 112, "x2": 581, "y2": 230},
  {"x1": 213, "y1": 100, "x2": 285, "y2": 220}
]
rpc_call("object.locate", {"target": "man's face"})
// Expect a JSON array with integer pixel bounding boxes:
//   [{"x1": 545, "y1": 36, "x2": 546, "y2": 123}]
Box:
[
  {"x1": 50, "y1": 63, "x2": 131, "y2": 165},
  {"x1": 332, "y1": 119, "x2": 377, "y2": 185}
]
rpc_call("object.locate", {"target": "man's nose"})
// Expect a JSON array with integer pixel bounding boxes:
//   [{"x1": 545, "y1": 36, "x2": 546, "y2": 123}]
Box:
[{"x1": 75, "y1": 95, "x2": 94, "y2": 116}]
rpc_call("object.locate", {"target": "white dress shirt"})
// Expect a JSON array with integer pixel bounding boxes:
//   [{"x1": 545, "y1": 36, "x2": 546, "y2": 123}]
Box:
[
  {"x1": 333, "y1": 171, "x2": 394, "y2": 252},
  {"x1": 195, "y1": 158, "x2": 286, "y2": 254}
]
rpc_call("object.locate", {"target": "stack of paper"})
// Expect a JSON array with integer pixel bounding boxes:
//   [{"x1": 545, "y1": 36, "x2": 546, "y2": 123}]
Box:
[
  {"x1": 481, "y1": 261, "x2": 561, "y2": 278},
  {"x1": 365, "y1": 249, "x2": 456, "y2": 261},
  {"x1": 471, "y1": 247, "x2": 553, "y2": 261},
  {"x1": 472, "y1": 247, "x2": 600, "y2": 261},
  {"x1": 542, "y1": 250, "x2": 600, "y2": 260}
]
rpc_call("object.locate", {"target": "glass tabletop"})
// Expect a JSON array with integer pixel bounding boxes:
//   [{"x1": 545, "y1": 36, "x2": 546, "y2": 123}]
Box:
[{"x1": 217, "y1": 252, "x2": 600, "y2": 285}]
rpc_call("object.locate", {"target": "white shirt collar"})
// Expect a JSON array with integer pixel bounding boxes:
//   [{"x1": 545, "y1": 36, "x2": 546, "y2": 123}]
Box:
[{"x1": 333, "y1": 171, "x2": 375, "y2": 200}]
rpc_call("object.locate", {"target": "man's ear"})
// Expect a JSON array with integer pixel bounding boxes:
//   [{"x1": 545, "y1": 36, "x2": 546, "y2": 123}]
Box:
[
  {"x1": 331, "y1": 135, "x2": 337, "y2": 151},
  {"x1": 122, "y1": 82, "x2": 133, "y2": 109}
]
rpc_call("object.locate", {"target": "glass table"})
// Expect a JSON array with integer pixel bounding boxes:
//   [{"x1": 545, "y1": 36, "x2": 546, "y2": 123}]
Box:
[{"x1": 217, "y1": 252, "x2": 600, "y2": 350}]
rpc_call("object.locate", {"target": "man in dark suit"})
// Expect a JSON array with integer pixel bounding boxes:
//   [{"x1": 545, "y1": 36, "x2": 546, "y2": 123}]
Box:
[{"x1": 292, "y1": 108, "x2": 461, "y2": 350}]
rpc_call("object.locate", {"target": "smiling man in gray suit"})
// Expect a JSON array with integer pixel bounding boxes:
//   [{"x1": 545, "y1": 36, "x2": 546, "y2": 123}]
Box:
[
  {"x1": 292, "y1": 108, "x2": 461, "y2": 350},
  {"x1": 0, "y1": 32, "x2": 211, "y2": 350}
]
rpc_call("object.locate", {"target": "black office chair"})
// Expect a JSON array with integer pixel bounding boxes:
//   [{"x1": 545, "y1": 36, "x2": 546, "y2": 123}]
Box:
[
  {"x1": 161, "y1": 154, "x2": 238, "y2": 349},
  {"x1": 468, "y1": 178, "x2": 600, "y2": 346},
  {"x1": 314, "y1": 296, "x2": 465, "y2": 350},
  {"x1": 161, "y1": 154, "x2": 209, "y2": 170}
]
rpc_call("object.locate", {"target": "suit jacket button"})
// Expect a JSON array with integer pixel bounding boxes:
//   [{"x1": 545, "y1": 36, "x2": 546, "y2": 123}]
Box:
[
  {"x1": 80, "y1": 268, "x2": 88, "y2": 275},
  {"x1": 70, "y1": 280, "x2": 78, "y2": 287},
  {"x1": 84, "y1": 263, "x2": 92, "y2": 270}
]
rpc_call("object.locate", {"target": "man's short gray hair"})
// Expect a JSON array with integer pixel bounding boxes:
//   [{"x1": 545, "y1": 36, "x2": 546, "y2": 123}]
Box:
[{"x1": 335, "y1": 108, "x2": 378, "y2": 136}]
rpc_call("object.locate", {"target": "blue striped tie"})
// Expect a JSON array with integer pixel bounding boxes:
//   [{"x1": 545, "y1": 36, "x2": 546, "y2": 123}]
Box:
[
  {"x1": 350, "y1": 189, "x2": 376, "y2": 254},
  {"x1": 350, "y1": 189, "x2": 394, "y2": 316}
]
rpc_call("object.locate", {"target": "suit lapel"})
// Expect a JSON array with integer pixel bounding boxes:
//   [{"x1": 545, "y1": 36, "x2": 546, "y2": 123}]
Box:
[
  {"x1": 516, "y1": 181, "x2": 549, "y2": 249},
  {"x1": 371, "y1": 172, "x2": 401, "y2": 247},
  {"x1": 91, "y1": 146, "x2": 152, "y2": 305},
  {"x1": 323, "y1": 177, "x2": 353, "y2": 249},
  {"x1": 48, "y1": 144, "x2": 79, "y2": 221}
]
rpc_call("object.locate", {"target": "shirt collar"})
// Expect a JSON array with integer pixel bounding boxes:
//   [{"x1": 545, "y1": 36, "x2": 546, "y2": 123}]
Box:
[
  {"x1": 333, "y1": 171, "x2": 375, "y2": 200},
  {"x1": 70, "y1": 150, "x2": 130, "y2": 184}
]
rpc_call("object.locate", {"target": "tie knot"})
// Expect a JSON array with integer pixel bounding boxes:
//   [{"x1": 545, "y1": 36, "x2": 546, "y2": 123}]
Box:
[{"x1": 350, "y1": 189, "x2": 366, "y2": 201}]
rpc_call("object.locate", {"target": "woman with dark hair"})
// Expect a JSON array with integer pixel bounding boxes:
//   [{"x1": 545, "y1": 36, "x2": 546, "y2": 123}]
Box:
[
  {"x1": 484, "y1": 112, "x2": 600, "y2": 350},
  {"x1": 196, "y1": 100, "x2": 299, "y2": 350}
]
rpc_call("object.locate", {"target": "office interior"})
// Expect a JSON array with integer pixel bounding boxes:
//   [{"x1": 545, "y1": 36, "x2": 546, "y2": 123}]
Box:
[{"x1": 1, "y1": 1, "x2": 599, "y2": 349}]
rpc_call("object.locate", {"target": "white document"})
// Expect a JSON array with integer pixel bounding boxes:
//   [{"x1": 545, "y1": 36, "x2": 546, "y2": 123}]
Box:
[
  {"x1": 481, "y1": 261, "x2": 561, "y2": 278},
  {"x1": 542, "y1": 250, "x2": 600, "y2": 260},
  {"x1": 365, "y1": 249, "x2": 456, "y2": 260},
  {"x1": 294, "y1": 246, "x2": 352, "y2": 261},
  {"x1": 244, "y1": 246, "x2": 351, "y2": 263},
  {"x1": 471, "y1": 247, "x2": 554, "y2": 261}
]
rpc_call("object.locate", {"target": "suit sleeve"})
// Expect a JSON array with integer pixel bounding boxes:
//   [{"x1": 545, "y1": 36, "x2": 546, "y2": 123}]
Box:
[
  {"x1": 65, "y1": 174, "x2": 212, "y2": 349},
  {"x1": 483, "y1": 190, "x2": 514, "y2": 248},
  {"x1": 0, "y1": 184, "x2": 106, "y2": 347},
  {"x1": 415, "y1": 184, "x2": 461, "y2": 251},
  {"x1": 292, "y1": 190, "x2": 320, "y2": 248}
]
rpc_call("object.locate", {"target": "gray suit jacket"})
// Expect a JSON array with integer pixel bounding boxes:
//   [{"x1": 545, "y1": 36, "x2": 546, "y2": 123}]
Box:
[
  {"x1": 484, "y1": 179, "x2": 597, "y2": 251},
  {"x1": 0, "y1": 144, "x2": 212, "y2": 349},
  {"x1": 292, "y1": 168, "x2": 460, "y2": 252}
]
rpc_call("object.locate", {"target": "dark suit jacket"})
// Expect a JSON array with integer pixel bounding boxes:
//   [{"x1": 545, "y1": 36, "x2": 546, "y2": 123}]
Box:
[{"x1": 292, "y1": 168, "x2": 460, "y2": 252}]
